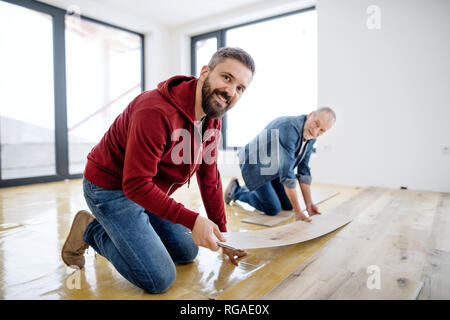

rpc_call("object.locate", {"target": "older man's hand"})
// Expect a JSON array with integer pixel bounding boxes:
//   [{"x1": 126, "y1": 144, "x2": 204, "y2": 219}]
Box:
[
  {"x1": 306, "y1": 203, "x2": 321, "y2": 217},
  {"x1": 222, "y1": 247, "x2": 247, "y2": 266},
  {"x1": 295, "y1": 210, "x2": 312, "y2": 222}
]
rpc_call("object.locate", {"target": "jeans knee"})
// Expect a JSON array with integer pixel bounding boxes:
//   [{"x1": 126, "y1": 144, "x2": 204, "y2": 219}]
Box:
[
  {"x1": 282, "y1": 203, "x2": 293, "y2": 211},
  {"x1": 264, "y1": 203, "x2": 282, "y2": 216},
  {"x1": 173, "y1": 243, "x2": 199, "y2": 264},
  {"x1": 140, "y1": 265, "x2": 176, "y2": 294}
]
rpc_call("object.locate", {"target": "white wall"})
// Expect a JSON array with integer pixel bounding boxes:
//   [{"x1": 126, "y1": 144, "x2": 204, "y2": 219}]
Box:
[{"x1": 312, "y1": 0, "x2": 450, "y2": 192}]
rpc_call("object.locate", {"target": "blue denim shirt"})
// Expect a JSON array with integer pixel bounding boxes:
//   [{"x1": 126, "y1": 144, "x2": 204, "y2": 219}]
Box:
[{"x1": 238, "y1": 115, "x2": 316, "y2": 191}]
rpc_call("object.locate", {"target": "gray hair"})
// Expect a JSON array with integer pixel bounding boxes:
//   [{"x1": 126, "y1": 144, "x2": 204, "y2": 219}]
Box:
[
  {"x1": 208, "y1": 47, "x2": 256, "y2": 75},
  {"x1": 314, "y1": 107, "x2": 336, "y2": 123}
]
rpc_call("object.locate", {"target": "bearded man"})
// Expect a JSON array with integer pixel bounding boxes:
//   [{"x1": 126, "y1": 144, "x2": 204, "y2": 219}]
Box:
[{"x1": 61, "y1": 47, "x2": 255, "y2": 294}]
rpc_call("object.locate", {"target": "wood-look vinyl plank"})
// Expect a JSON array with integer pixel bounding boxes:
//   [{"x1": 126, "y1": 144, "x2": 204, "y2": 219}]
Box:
[
  {"x1": 418, "y1": 249, "x2": 450, "y2": 300},
  {"x1": 418, "y1": 192, "x2": 450, "y2": 299},
  {"x1": 220, "y1": 187, "x2": 384, "y2": 250},
  {"x1": 240, "y1": 190, "x2": 339, "y2": 227},
  {"x1": 262, "y1": 188, "x2": 446, "y2": 300}
]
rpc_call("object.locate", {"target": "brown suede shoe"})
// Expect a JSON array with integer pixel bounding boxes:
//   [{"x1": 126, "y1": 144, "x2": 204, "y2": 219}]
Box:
[
  {"x1": 61, "y1": 210, "x2": 95, "y2": 269},
  {"x1": 224, "y1": 178, "x2": 240, "y2": 205}
]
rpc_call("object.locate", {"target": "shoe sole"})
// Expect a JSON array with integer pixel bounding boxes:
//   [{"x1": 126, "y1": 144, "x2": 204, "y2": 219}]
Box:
[{"x1": 224, "y1": 179, "x2": 238, "y2": 205}]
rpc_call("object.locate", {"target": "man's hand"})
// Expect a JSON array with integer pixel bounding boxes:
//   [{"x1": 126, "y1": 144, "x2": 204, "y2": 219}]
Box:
[
  {"x1": 192, "y1": 216, "x2": 225, "y2": 251},
  {"x1": 221, "y1": 246, "x2": 247, "y2": 266},
  {"x1": 295, "y1": 210, "x2": 312, "y2": 222},
  {"x1": 306, "y1": 203, "x2": 321, "y2": 217}
]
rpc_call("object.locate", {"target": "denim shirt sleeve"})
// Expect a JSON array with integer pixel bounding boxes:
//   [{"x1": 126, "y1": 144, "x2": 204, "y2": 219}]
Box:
[
  {"x1": 278, "y1": 122, "x2": 300, "y2": 189},
  {"x1": 296, "y1": 139, "x2": 315, "y2": 185}
]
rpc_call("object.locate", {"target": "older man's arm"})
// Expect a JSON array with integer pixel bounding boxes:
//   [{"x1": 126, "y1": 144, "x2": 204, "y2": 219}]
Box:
[
  {"x1": 299, "y1": 182, "x2": 321, "y2": 217},
  {"x1": 283, "y1": 185, "x2": 312, "y2": 222},
  {"x1": 295, "y1": 139, "x2": 320, "y2": 219}
]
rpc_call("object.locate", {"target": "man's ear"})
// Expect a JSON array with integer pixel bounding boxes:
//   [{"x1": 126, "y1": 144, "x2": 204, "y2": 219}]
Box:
[
  {"x1": 307, "y1": 111, "x2": 315, "y2": 119},
  {"x1": 199, "y1": 65, "x2": 210, "y2": 82}
]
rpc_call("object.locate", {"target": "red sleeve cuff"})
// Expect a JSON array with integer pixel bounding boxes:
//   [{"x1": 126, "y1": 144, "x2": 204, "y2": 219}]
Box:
[{"x1": 175, "y1": 207, "x2": 199, "y2": 230}]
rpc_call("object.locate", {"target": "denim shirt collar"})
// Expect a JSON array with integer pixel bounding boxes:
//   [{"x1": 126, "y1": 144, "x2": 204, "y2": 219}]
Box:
[
  {"x1": 293, "y1": 115, "x2": 307, "y2": 153},
  {"x1": 238, "y1": 114, "x2": 316, "y2": 191}
]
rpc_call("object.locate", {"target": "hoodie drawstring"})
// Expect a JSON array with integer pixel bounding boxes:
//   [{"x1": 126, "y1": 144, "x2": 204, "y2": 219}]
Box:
[
  {"x1": 216, "y1": 128, "x2": 219, "y2": 190},
  {"x1": 216, "y1": 166, "x2": 219, "y2": 190},
  {"x1": 187, "y1": 118, "x2": 220, "y2": 190}
]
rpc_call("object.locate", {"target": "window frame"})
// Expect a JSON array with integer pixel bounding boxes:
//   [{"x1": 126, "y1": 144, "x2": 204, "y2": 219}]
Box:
[
  {"x1": 190, "y1": 6, "x2": 316, "y2": 151},
  {"x1": 0, "y1": 0, "x2": 145, "y2": 188}
]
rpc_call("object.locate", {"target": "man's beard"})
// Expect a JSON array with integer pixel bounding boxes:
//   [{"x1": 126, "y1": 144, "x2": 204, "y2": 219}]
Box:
[{"x1": 201, "y1": 76, "x2": 232, "y2": 119}]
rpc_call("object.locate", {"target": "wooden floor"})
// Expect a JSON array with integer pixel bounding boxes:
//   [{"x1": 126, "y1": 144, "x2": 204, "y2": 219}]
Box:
[
  {"x1": 262, "y1": 187, "x2": 450, "y2": 299},
  {"x1": 0, "y1": 177, "x2": 448, "y2": 299}
]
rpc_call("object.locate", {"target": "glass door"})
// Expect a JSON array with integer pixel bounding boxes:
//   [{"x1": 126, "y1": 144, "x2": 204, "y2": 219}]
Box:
[
  {"x1": 0, "y1": 1, "x2": 56, "y2": 180},
  {"x1": 65, "y1": 17, "x2": 143, "y2": 174},
  {"x1": 0, "y1": 0, "x2": 144, "y2": 187}
]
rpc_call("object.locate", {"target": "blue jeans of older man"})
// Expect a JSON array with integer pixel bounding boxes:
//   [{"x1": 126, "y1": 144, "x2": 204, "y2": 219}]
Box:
[
  {"x1": 233, "y1": 178, "x2": 293, "y2": 215},
  {"x1": 82, "y1": 177, "x2": 198, "y2": 294}
]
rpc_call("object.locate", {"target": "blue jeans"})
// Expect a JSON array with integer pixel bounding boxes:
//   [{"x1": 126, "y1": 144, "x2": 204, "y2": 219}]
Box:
[
  {"x1": 82, "y1": 177, "x2": 198, "y2": 294},
  {"x1": 233, "y1": 178, "x2": 293, "y2": 215}
]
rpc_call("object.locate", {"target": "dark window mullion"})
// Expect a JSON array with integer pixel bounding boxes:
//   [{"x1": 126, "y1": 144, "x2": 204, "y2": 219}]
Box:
[
  {"x1": 191, "y1": 31, "x2": 229, "y2": 149},
  {"x1": 53, "y1": 9, "x2": 69, "y2": 178},
  {"x1": 218, "y1": 30, "x2": 228, "y2": 150},
  {"x1": 191, "y1": 30, "x2": 221, "y2": 76},
  {"x1": 140, "y1": 34, "x2": 145, "y2": 92}
]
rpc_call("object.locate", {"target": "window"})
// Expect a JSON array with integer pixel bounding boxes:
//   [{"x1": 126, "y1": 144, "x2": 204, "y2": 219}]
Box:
[
  {"x1": 194, "y1": 37, "x2": 217, "y2": 77},
  {"x1": 191, "y1": 8, "x2": 317, "y2": 148},
  {"x1": 0, "y1": 1, "x2": 56, "y2": 180},
  {"x1": 0, "y1": 0, "x2": 144, "y2": 187},
  {"x1": 65, "y1": 17, "x2": 142, "y2": 174}
]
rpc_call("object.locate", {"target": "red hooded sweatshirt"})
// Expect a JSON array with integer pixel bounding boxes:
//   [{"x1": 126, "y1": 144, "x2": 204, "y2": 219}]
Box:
[{"x1": 84, "y1": 76, "x2": 227, "y2": 231}]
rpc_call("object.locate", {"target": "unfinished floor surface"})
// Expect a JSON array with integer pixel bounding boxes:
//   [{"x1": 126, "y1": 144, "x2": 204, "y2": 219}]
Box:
[
  {"x1": 0, "y1": 177, "x2": 360, "y2": 299},
  {"x1": 1, "y1": 178, "x2": 448, "y2": 299}
]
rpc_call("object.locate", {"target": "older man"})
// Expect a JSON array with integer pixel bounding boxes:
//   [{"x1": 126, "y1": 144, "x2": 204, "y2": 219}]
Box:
[{"x1": 225, "y1": 107, "x2": 336, "y2": 222}]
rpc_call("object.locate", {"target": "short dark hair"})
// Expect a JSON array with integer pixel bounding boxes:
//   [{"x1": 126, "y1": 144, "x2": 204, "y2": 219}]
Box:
[{"x1": 208, "y1": 47, "x2": 255, "y2": 75}]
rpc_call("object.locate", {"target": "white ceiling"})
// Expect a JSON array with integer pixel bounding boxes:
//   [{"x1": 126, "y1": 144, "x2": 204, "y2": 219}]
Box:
[
  {"x1": 40, "y1": 0, "x2": 277, "y2": 27},
  {"x1": 99, "y1": 0, "x2": 270, "y2": 27}
]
